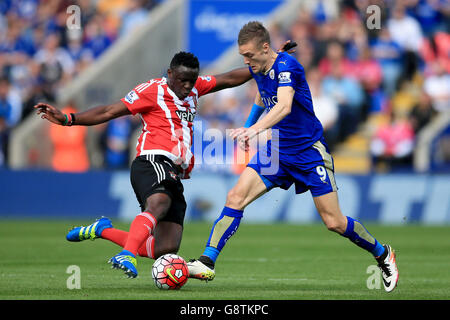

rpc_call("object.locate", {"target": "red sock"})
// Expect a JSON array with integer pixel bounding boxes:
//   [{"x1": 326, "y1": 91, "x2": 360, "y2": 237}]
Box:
[
  {"x1": 138, "y1": 235, "x2": 155, "y2": 259},
  {"x1": 124, "y1": 212, "x2": 157, "y2": 256},
  {"x1": 102, "y1": 228, "x2": 155, "y2": 259},
  {"x1": 102, "y1": 228, "x2": 128, "y2": 247}
]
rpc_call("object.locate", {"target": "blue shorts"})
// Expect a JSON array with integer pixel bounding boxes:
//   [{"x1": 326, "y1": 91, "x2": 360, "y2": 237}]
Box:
[{"x1": 247, "y1": 138, "x2": 338, "y2": 197}]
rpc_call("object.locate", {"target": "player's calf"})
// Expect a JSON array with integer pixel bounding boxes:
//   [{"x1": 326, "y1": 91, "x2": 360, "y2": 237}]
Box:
[
  {"x1": 341, "y1": 216, "x2": 386, "y2": 257},
  {"x1": 188, "y1": 207, "x2": 243, "y2": 281},
  {"x1": 151, "y1": 220, "x2": 183, "y2": 259}
]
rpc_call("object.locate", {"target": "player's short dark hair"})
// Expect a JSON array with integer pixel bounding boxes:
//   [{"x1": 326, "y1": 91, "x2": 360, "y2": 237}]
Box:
[
  {"x1": 238, "y1": 21, "x2": 271, "y2": 47},
  {"x1": 170, "y1": 51, "x2": 200, "y2": 70}
]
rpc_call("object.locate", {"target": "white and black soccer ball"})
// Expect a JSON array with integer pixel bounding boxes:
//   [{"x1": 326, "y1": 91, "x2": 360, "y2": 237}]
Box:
[{"x1": 151, "y1": 254, "x2": 189, "y2": 290}]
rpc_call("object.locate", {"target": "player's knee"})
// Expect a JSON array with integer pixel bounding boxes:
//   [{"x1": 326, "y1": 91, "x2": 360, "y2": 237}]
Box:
[
  {"x1": 324, "y1": 217, "x2": 346, "y2": 234},
  {"x1": 225, "y1": 188, "x2": 246, "y2": 209},
  {"x1": 325, "y1": 220, "x2": 340, "y2": 233},
  {"x1": 319, "y1": 209, "x2": 346, "y2": 233}
]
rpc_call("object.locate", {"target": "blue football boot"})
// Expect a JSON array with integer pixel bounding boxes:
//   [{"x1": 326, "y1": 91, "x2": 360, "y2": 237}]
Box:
[
  {"x1": 108, "y1": 250, "x2": 138, "y2": 278},
  {"x1": 66, "y1": 217, "x2": 113, "y2": 242}
]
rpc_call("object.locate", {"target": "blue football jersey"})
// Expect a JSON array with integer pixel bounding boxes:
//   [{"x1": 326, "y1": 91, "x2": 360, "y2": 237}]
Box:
[{"x1": 249, "y1": 51, "x2": 323, "y2": 156}]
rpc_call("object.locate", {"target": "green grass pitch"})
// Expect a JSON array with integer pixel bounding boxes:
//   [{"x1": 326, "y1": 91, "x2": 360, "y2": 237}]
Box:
[{"x1": 1, "y1": 220, "x2": 449, "y2": 300}]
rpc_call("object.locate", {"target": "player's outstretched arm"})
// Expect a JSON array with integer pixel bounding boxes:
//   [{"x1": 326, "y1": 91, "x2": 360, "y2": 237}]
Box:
[
  {"x1": 210, "y1": 40, "x2": 297, "y2": 93},
  {"x1": 34, "y1": 101, "x2": 131, "y2": 126},
  {"x1": 210, "y1": 67, "x2": 252, "y2": 93}
]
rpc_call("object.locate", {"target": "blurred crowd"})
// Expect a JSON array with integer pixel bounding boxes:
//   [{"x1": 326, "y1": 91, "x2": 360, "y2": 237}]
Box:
[
  {"x1": 198, "y1": 0, "x2": 450, "y2": 173},
  {"x1": 1, "y1": 0, "x2": 449, "y2": 173},
  {"x1": 0, "y1": 0, "x2": 162, "y2": 168}
]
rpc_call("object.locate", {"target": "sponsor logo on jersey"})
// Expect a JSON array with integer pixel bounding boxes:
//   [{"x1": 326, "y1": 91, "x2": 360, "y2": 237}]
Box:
[
  {"x1": 175, "y1": 109, "x2": 195, "y2": 122},
  {"x1": 278, "y1": 72, "x2": 291, "y2": 84},
  {"x1": 261, "y1": 95, "x2": 278, "y2": 108},
  {"x1": 124, "y1": 90, "x2": 140, "y2": 104}
]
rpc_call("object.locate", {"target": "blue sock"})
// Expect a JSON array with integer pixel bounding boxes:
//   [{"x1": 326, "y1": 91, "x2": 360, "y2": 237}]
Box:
[
  {"x1": 202, "y1": 207, "x2": 243, "y2": 263},
  {"x1": 341, "y1": 216, "x2": 385, "y2": 257}
]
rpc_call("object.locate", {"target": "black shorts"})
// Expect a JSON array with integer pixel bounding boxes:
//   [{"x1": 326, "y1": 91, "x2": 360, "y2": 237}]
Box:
[{"x1": 130, "y1": 154, "x2": 186, "y2": 226}]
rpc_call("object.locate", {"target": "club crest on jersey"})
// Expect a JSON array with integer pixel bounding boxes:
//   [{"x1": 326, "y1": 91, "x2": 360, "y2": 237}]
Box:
[
  {"x1": 278, "y1": 72, "x2": 291, "y2": 84},
  {"x1": 124, "y1": 90, "x2": 140, "y2": 104},
  {"x1": 200, "y1": 76, "x2": 212, "y2": 82},
  {"x1": 175, "y1": 109, "x2": 195, "y2": 122},
  {"x1": 269, "y1": 69, "x2": 275, "y2": 80}
]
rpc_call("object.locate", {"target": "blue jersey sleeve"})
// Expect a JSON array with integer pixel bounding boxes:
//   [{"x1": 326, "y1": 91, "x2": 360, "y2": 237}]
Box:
[{"x1": 276, "y1": 55, "x2": 300, "y2": 89}]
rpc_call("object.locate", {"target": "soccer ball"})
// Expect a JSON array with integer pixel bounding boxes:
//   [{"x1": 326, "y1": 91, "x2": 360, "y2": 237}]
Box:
[{"x1": 151, "y1": 254, "x2": 189, "y2": 290}]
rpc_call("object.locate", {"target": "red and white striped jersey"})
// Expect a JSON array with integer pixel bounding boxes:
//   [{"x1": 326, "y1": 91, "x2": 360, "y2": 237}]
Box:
[{"x1": 121, "y1": 75, "x2": 217, "y2": 179}]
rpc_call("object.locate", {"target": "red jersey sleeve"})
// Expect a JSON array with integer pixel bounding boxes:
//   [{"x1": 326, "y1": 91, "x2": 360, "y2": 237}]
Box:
[
  {"x1": 121, "y1": 81, "x2": 158, "y2": 115},
  {"x1": 195, "y1": 75, "x2": 217, "y2": 97}
]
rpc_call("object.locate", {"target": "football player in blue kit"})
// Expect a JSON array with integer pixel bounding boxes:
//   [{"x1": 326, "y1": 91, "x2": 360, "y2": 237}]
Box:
[{"x1": 188, "y1": 21, "x2": 399, "y2": 292}]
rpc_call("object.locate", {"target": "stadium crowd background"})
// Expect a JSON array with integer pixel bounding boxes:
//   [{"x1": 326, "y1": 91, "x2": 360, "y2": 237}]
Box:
[{"x1": 0, "y1": 0, "x2": 449, "y2": 173}]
